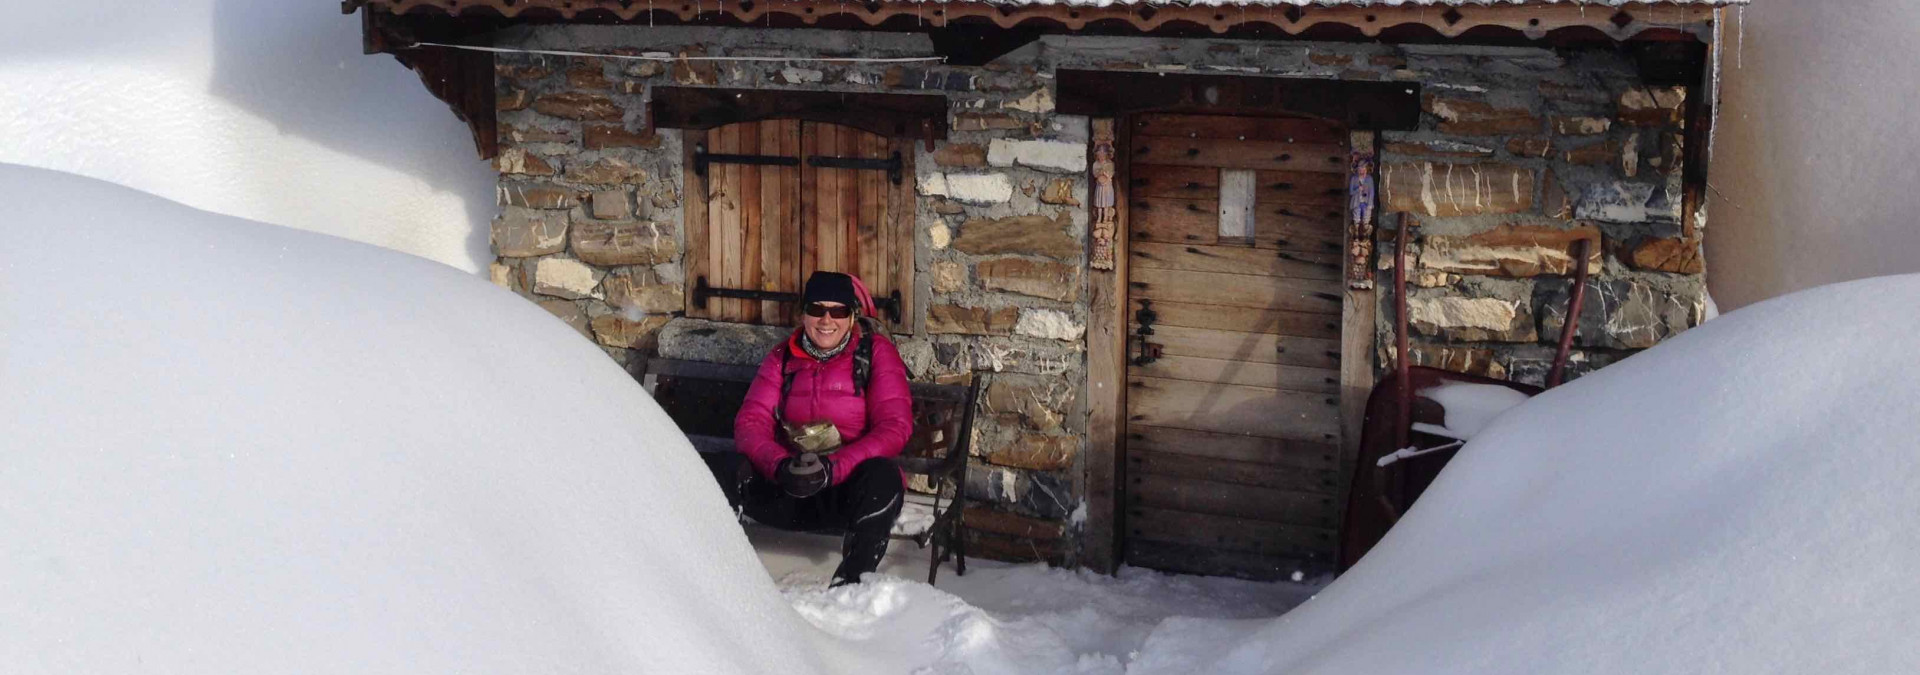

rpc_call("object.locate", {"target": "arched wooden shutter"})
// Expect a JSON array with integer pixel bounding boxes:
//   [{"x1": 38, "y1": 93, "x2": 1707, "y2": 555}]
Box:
[{"x1": 685, "y1": 120, "x2": 915, "y2": 332}]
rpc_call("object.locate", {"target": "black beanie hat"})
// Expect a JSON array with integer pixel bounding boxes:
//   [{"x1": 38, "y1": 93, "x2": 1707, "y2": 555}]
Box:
[{"x1": 802, "y1": 271, "x2": 860, "y2": 309}]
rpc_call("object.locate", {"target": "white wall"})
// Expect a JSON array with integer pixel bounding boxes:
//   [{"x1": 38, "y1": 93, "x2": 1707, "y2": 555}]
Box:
[
  {"x1": 0, "y1": 1, "x2": 497, "y2": 272},
  {"x1": 1707, "y1": 1, "x2": 1920, "y2": 310}
]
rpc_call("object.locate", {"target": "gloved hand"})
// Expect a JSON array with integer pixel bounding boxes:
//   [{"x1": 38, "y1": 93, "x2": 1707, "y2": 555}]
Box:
[{"x1": 777, "y1": 452, "x2": 833, "y2": 499}]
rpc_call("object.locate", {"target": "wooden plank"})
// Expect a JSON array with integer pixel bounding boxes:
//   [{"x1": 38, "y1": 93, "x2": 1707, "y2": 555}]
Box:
[
  {"x1": 1130, "y1": 242, "x2": 1340, "y2": 281},
  {"x1": 1130, "y1": 164, "x2": 1346, "y2": 206},
  {"x1": 1128, "y1": 506, "x2": 1337, "y2": 558},
  {"x1": 890, "y1": 138, "x2": 916, "y2": 333},
  {"x1": 1127, "y1": 375, "x2": 1341, "y2": 441},
  {"x1": 1084, "y1": 117, "x2": 1124, "y2": 574},
  {"x1": 814, "y1": 123, "x2": 840, "y2": 275},
  {"x1": 838, "y1": 126, "x2": 862, "y2": 274},
  {"x1": 858, "y1": 130, "x2": 883, "y2": 304},
  {"x1": 1130, "y1": 473, "x2": 1341, "y2": 529},
  {"x1": 739, "y1": 121, "x2": 764, "y2": 324},
  {"x1": 1137, "y1": 299, "x2": 1340, "y2": 338},
  {"x1": 1130, "y1": 197, "x2": 1344, "y2": 254},
  {"x1": 1132, "y1": 113, "x2": 1346, "y2": 145},
  {"x1": 1128, "y1": 424, "x2": 1339, "y2": 471},
  {"x1": 1130, "y1": 451, "x2": 1341, "y2": 496},
  {"x1": 682, "y1": 129, "x2": 711, "y2": 319},
  {"x1": 711, "y1": 124, "x2": 743, "y2": 321},
  {"x1": 1133, "y1": 136, "x2": 1347, "y2": 173},
  {"x1": 1340, "y1": 131, "x2": 1380, "y2": 525},
  {"x1": 799, "y1": 123, "x2": 820, "y2": 292},
  {"x1": 1131, "y1": 355, "x2": 1339, "y2": 394},
  {"x1": 1124, "y1": 538, "x2": 1327, "y2": 581},
  {"x1": 1139, "y1": 323, "x2": 1340, "y2": 370},
  {"x1": 1218, "y1": 169, "x2": 1256, "y2": 242},
  {"x1": 1128, "y1": 267, "x2": 1341, "y2": 314}
]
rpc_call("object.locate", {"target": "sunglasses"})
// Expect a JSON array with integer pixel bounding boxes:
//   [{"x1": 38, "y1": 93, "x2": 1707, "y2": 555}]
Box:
[{"x1": 803, "y1": 302, "x2": 854, "y2": 319}]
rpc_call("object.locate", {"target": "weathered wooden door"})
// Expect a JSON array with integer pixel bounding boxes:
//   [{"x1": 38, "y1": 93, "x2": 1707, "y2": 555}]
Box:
[{"x1": 1123, "y1": 113, "x2": 1350, "y2": 579}]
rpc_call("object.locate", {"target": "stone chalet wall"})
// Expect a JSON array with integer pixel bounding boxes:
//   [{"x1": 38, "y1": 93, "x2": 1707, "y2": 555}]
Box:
[{"x1": 483, "y1": 25, "x2": 1708, "y2": 566}]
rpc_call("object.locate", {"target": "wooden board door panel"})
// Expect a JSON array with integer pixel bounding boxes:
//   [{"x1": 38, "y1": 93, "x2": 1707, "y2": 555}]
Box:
[{"x1": 1123, "y1": 113, "x2": 1350, "y2": 578}]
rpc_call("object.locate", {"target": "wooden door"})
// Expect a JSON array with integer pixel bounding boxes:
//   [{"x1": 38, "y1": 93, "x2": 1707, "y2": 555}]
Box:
[
  {"x1": 1123, "y1": 113, "x2": 1350, "y2": 579},
  {"x1": 684, "y1": 121, "x2": 914, "y2": 331}
]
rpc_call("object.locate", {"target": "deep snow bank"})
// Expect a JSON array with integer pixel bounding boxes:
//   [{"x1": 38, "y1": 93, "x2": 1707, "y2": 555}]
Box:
[
  {"x1": 0, "y1": 165, "x2": 865, "y2": 674},
  {"x1": 1131, "y1": 273, "x2": 1920, "y2": 674},
  {"x1": 0, "y1": 2, "x2": 494, "y2": 271}
]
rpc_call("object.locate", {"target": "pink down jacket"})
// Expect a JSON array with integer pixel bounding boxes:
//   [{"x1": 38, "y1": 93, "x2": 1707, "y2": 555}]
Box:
[{"x1": 733, "y1": 327, "x2": 914, "y2": 487}]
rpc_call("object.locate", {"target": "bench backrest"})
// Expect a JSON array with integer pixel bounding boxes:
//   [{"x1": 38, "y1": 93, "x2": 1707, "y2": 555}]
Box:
[{"x1": 639, "y1": 357, "x2": 977, "y2": 477}]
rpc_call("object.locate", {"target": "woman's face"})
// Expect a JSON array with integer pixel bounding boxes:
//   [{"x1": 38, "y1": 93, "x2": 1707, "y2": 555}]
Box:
[{"x1": 801, "y1": 301, "x2": 853, "y2": 350}]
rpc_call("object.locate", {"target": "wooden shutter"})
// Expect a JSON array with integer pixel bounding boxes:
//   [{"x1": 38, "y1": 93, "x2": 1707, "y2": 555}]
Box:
[
  {"x1": 799, "y1": 122, "x2": 915, "y2": 332},
  {"x1": 684, "y1": 120, "x2": 914, "y2": 332}
]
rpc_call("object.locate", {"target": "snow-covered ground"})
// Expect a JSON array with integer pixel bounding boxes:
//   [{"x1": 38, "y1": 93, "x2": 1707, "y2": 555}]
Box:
[{"x1": 9, "y1": 163, "x2": 1920, "y2": 673}]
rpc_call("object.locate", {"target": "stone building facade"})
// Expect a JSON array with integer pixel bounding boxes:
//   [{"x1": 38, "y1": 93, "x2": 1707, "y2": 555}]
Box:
[{"x1": 475, "y1": 23, "x2": 1714, "y2": 569}]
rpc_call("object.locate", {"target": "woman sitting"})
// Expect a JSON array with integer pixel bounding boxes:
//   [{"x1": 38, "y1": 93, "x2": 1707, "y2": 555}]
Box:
[{"x1": 703, "y1": 271, "x2": 913, "y2": 587}]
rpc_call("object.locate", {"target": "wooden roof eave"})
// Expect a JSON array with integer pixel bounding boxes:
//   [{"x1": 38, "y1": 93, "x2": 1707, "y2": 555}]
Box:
[{"x1": 346, "y1": 0, "x2": 1720, "y2": 44}]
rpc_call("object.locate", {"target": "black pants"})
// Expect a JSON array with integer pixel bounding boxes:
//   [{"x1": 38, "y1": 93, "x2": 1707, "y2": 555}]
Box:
[{"x1": 702, "y1": 452, "x2": 905, "y2": 586}]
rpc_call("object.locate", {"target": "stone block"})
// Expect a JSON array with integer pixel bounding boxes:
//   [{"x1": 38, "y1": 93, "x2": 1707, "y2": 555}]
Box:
[
  {"x1": 1385, "y1": 140, "x2": 1495, "y2": 159},
  {"x1": 491, "y1": 207, "x2": 569, "y2": 257},
  {"x1": 1542, "y1": 169, "x2": 1572, "y2": 219},
  {"x1": 604, "y1": 271, "x2": 685, "y2": 314},
  {"x1": 1382, "y1": 162, "x2": 1534, "y2": 217},
  {"x1": 986, "y1": 139, "x2": 1088, "y2": 174},
  {"x1": 590, "y1": 313, "x2": 671, "y2": 350},
  {"x1": 930, "y1": 261, "x2": 967, "y2": 293},
  {"x1": 489, "y1": 262, "x2": 514, "y2": 290},
  {"x1": 570, "y1": 220, "x2": 678, "y2": 266},
  {"x1": 927, "y1": 305, "x2": 1020, "y2": 336},
  {"x1": 1407, "y1": 344, "x2": 1506, "y2": 379},
  {"x1": 533, "y1": 92, "x2": 623, "y2": 121},
  {"x1": 537, "y1": 299, "x2": 592, "y2": 339},
  {"x1": 1539, "y1": 278, "x2": 1697, "y2": 349},
  {"x1": 951, "y1": 213, "x2": 1080, "y2": 260},
  {"x1": 1004, "y1": 88, "x2": 1055, "y2": 114},
  {"x1": 932, "y1": 143, "x2": 988, "y2": 168},
  {"x1": 1309, "y1": 52, "x2": 1354, "y2": 66},
  {"x1": 776, "y1": 67, "x2": 823, "y2": 84},
  {"x1": 1575, "y1": 182, "x2": 1678, "y2": 224},
  {"x1": 583, "y1": 125, "x2": 663, "y2": 150},
  {"x1": 977, "y1": 258, "x2": 1078, "y2": 301},
  {"x1": 1038, "y1": 178, "x2": 1080, "y2": 206},
  {"x1": 498, "y1": 184, "x2": 578, "y2": 210},
  {"x1": 1626, "y1": 237, "x2": 1705, "y2": 274},
  {"x1": 918, "y1": 173, "x2": 1015, "y2": 205},
  {"x1": 590, "y1": 190, "x2": 632, "y2": 220},
  {"x1": 963, "y1": 505, "x2": 1067, "y2": 539},
  {"x1": 1506, "y1": 137, "x2": 1552, "y2": 159},
  {"x1": 953, "y1": 113, "x2": 1024, "y2": 131},
  {"x1": 1014, "y1": 309, "x2": 1084, "y2": 342},
  {"x1": 656, "y1": 318, "x2": 790, "y2": 365},
  {"x1": 1418, "y1": 223, "x2": 1603, "y2": 277},
  {"x1": 929, "y1": 223, "x2": 952, "y2": 250},
  {"x1": 494, "y1": 148, "x2": 558, "y2": 176},
  {"x1": 1551, "y1": 116, "x2": 1612, "y2": 135},
  {"x1": 567, "y1": 66, "x2": 611, "y2": 90},
  {"x1": 498, "y1": 87, "x2": 531, "y2": 112},
  {"x1": 625, "y1": 61, "x2": 665, "y2": 78},
  {"x1": 565, "y1": 157, "x2": 648, "y2": 186},
  {"x1": 500, "y1": 123, "x2": 572, "y2": 145},
  {"x1": 1565, "y1": 140, "x2": 1620, "y2": 166},
  {"x1": 931, "y1": 198, "x2": 967, "y2": 215},
  {"x1": 969, "y1": 339, "x2": 1078, "y2": 375},
  {"x1": 672, "y1": 47, "x2": 718, "y2": 85},
  {"x1": 1408, "y1": 289, "x2": 1536, "y2": 343},
  {"x1": 1619, "y1": 86, "x2": 1686, "y2": 126},
  {"x1": 533, "y1": 258, "x2": 602, "y2": 300},
  {"x1": 984, "y1": 376, "x2": 1076, "y2": 432},
  {"x1": 1423, "y1": 96, "x2": 1540, "y2": 136},
  {"x1": 496, "y1": 63, "x2": 553, "y2": 82}
]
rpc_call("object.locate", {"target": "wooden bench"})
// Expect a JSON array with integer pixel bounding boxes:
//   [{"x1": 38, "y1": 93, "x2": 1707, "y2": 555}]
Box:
[{"x1": 637, "y1": 357, "x2": 980, "y2": 584}]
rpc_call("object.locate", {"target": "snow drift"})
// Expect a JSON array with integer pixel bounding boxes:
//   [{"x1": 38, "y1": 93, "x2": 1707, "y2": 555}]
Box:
[
  {"x1": 0, "y1": 165, "x2": 871, "y2": 674},
  {"x1": 1130, "y1": 272, "x2": 1920, "y2": 673}
]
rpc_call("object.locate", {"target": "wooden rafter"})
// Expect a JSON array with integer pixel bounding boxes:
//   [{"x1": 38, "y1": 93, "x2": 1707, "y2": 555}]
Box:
[{"x1": 347, "y1": 0, "x2": 1718, "y2": 42}]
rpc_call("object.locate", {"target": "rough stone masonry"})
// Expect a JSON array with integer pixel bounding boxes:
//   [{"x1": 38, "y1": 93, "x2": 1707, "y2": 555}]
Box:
[{"x1": 483, "y1": 26, "x2": 1709, "y2": 566}]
